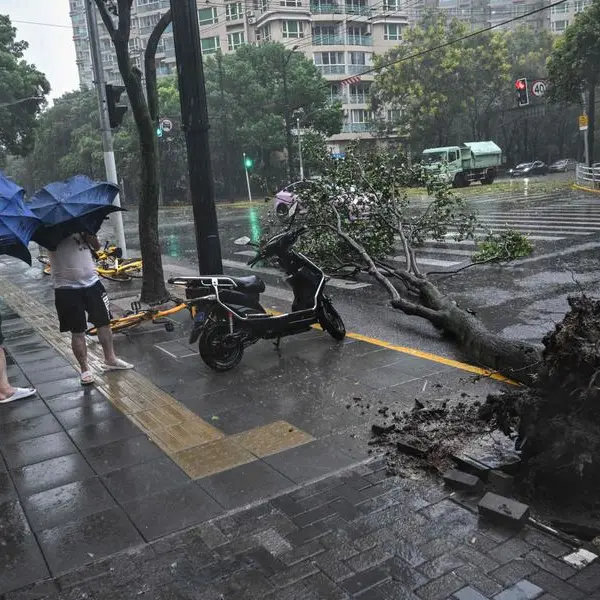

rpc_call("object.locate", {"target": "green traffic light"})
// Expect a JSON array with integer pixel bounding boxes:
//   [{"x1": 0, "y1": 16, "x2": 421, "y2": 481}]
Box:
[
  {"x1": 156, "y1": 127, "x2": 163, "y2": 137},
  {"x1": 244, "y1": 157, "x2": 253, "y2": 168}
]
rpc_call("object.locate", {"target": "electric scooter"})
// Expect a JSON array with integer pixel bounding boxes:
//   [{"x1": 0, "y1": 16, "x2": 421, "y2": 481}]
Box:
[{"x1": 168, "y1": 206, "x2": 346, "y2": 371}]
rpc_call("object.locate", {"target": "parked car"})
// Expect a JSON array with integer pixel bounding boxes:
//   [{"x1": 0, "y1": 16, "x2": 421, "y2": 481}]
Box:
[
  {"x1": 548, "y1": 158, "x2": 577, "y2": 173},
  {"x1": 508, "y1": 161, "x2": 548, "y2": 177}
]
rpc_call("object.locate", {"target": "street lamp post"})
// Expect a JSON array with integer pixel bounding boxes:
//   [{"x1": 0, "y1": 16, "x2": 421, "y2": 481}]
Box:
[
  {"x1": 282, "y1": 45, "x2": 299, "y2": 182},
  {"x1": 296, "y1": 115, "x2": 304, "y2": 180}
]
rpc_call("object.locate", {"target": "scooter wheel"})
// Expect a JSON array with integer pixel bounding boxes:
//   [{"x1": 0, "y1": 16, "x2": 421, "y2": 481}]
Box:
[
  {"x1": 198, "y1": 322, "x2": 244, "y2": 371},
  {"x1": 165, "y1": 322, "x2": 175, "y2": 332},
  {"x1": 318, "y1": 297, "x2": 346, "y2": 341},
  {"x1": 276, "y1": 204, "x2": 290, "y2": 222}
]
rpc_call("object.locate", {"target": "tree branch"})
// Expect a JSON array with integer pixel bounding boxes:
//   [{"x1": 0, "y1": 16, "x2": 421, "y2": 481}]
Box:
[
  {"x1": 145, "y1": 9, "x2": 172, "y2": 122},
  {"x1": 390, "y1": 295, "x2": 446, "y2": 327},
  {"x1": 329, "y1": 204, "x2": 401, "y2": 302},
  {"x1": 117, "y1": 0, "x2": 133, "y2": 39},
  {"x1": 93, "y1": 0, "x2": 117, "y2": 40}
]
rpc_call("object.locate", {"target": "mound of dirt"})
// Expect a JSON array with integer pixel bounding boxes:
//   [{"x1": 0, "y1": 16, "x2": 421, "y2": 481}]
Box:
[{"x1": 480, "y1": 295, "x2": 600, "y2": 510}]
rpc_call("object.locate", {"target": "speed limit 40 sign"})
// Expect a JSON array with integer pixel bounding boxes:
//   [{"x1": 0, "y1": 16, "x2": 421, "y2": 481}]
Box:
[{"x1": 531, "y1": 80, "x2": 547, "y2": 97}]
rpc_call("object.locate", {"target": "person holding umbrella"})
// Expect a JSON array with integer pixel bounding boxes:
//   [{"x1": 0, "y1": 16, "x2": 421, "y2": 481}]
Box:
[
  {"x1": 30, "y1": 175, "x2": 133, "y2": 385},
  {"x1": 0, "y1": 172, "x2": 38, "y2": 403}
]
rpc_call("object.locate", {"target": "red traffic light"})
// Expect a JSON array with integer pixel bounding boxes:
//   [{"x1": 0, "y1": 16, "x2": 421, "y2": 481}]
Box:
[{"x1": 515, "y1": 79, "x2": 526, "y2": 90}]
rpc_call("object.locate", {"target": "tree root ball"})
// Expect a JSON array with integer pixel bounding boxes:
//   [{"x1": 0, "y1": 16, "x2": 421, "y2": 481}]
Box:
[{"x1": 481, "y1": 295, "x2": 600, "y2": 509}]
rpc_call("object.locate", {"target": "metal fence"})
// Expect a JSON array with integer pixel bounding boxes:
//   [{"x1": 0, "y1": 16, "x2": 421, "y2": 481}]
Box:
[{"x1": 576, "y1": 164, "x2": 600, "y2": 190}]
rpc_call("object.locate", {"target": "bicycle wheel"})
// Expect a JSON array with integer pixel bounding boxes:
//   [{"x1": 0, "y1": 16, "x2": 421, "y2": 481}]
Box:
[{"x1": 123, "y1": 261, "x2": 143, "y2": 279}]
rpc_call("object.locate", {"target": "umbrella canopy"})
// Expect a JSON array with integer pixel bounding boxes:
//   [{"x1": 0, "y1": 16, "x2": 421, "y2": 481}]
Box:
[
  {"x1": 30, "y1": 175, "x2": 125, "y2": 250},
  {"x1": 0, "y1": 171, "x2": 42, "y2": 265}
]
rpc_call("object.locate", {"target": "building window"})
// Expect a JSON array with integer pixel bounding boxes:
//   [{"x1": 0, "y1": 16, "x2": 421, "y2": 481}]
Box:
[
  {"x1": 386, "y1": 109, "x2": 401, "y2": 121},
  {"x1": 258, "y1": 24, "x2": 272, "y2": 41},
  {"x1": 350, "y1": 109, "x2": 370, "y2": 123},
  {"x1": 281, "y1": 0, "x2": 302, "y2": 5},
  {"x1": 198, "y1": 7, "x2": 218, "y2": 25},
  {"x1": 314, "y1": 51, "x2": 344, "y2": 64},
  {"x1": 383, "y1": 0, "x2": 399, "y2": 9},
  {"x1": 349, "y1": 51, "x2": 367, "y2": 65},
  {"x1": 138, "y1": 13, "x2": 161, "y2": 28},
  {"x1": 201, "y1": 36, "x2": 220, "y2": 54},
  {"x1": 228, "y1": 31, "x2": 245, "y2": 50},
  {"x1": 283, "y1": 20, "x2": 304, "y2": 37},
  {"x1": 137, "y1": 0, "x2": 161, "y2": 6},
  {"x1": 226, "y1": 2, "x2": 243, "y2": 20},
  {"x1": 551, "y1": 19, "x2": 568, "y2": 31},
  {"x1": 551, "y1": 2, "x2": 568, "y2": 12},
  {"x1": 384, "y1": 23, "x2": 403, "y2": 40}
]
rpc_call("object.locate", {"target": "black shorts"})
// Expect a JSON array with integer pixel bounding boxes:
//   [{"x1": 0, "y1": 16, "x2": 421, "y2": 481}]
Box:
[{"x1": 54, "y1": 281, "x2": 112, "y2": 334}]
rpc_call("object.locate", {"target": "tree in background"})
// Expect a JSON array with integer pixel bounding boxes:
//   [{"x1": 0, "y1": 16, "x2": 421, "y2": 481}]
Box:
[
  {"x1": 547, "y1": 0, "x2": 600, "y2": 166},
  {"x1": 372, "y1": 17, "x2": 577, "y2": 165},
  {"x1": 0, "y1": 15, "x2": 50, "y2": 162}
]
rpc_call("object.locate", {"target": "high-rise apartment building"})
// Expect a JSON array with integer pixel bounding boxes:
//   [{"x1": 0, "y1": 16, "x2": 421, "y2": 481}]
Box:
[{"x1": 69, "y1": 0, "x2": 417, "y2": 153}]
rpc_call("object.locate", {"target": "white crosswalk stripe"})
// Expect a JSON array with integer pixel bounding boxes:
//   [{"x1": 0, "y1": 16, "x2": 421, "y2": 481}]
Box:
[{"x1": 397, "y1": 195, "x2": 600, "y2": 271}]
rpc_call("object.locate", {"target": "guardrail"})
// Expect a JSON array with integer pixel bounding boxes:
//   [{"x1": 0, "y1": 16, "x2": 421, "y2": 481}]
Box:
[{"x1": 576, "y1": 164, "x2": 600, "y2": 190}]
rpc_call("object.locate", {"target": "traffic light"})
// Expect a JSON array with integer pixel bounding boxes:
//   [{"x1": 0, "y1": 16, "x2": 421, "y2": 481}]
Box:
[
  {"x1": 105, "y1": 84, "x2": 128, "y2": 128},
  {"x1": 244, "y1": 156, "x2": 253, "y2": 169},
  {"x1": 515, "y1": 78, "x2": 529, "y2": 107},
  {"x1": 156, "y1": 125, "x2": 163, "y2": 138}
]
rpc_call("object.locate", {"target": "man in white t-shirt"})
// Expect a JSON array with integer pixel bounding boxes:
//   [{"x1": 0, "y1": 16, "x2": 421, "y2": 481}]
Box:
[{"x1": 49, "y1": 233, "x2": 133, "y2": 385}]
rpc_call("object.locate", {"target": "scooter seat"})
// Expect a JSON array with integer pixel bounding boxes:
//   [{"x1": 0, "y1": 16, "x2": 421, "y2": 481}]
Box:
[{"x1": 231, "y1": 275, "x2": 266, "y2": 293}]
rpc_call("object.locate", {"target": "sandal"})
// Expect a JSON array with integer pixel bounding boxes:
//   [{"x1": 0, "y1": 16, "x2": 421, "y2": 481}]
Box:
[
  {"x1": 0, "y1": 387, "x2": 37, "y2": 404},
  {"x1": 80, "y1": 371, "x2": 95, "y2": 385},
  {"x1": 101, "y1": 358, "x2": 134, "y2": 372}
]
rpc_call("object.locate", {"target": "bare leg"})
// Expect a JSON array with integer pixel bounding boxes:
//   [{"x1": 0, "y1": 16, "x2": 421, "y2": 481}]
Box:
[
  {"x1": 96, "y1": 325, "x2": 118, "y2": 365},
  {"x1": 71, "y1": 333, "x2": 89, "y2": 373},
  {"x1": 0, "y1": 346, "x2": 15, "y2": 400}
]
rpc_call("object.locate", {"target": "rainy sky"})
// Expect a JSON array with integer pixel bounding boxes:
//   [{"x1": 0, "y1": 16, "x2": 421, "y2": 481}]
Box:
[{"x1": 3, "y1": 0, "x2": 79, "y2": 101}]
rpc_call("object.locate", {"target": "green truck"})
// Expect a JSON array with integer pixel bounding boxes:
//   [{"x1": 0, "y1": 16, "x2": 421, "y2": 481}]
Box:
[{"x1": 421, "y1": 141, "x2": 503, "y2": 188}]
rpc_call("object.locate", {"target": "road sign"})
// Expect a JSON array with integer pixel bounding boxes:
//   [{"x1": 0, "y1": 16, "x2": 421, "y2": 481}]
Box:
[
  {"x1": 579, "y1": 114, "x2": 588, "y2": 131},
  {"x1": 531, "y1": 80, "x2": 547, "y2": 97},
  {"x1": 160, "y1": 118, "x2": 173, "y2": 133}
]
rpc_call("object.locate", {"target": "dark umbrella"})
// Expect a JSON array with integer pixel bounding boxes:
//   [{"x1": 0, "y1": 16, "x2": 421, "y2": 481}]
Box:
[
  {"x1": 30, "y1": 175, "x2": 125, "y2": 251},
  {"x1": 0, "y1": 171, "x2": 42, "y2": 265}
]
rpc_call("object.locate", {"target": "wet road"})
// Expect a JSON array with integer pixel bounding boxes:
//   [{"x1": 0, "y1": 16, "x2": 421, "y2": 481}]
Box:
[{"x1": 118, "y1": 173, "x2": 596, "y2": 361}]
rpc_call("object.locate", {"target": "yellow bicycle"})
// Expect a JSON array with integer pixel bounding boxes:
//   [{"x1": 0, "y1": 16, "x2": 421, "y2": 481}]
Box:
[
  {"x1": 86, "y1": 296, "x2": 198, "y2": 336},
  {"x1": 39, "y1": 241, "x2": 143, "y2": 282}
]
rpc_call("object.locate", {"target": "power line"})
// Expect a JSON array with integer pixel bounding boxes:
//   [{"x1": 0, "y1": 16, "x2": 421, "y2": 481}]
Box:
[{"x1": 12, "y1": 19, "x2": 72, "y2": 29}]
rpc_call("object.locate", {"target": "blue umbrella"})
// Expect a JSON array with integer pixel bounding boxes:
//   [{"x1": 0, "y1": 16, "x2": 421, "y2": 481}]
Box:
[
  {"x1": 30, "y1": 175, "x2": 125, "y2": 250},
  {"x1": 0, "y1": 171, "x2": 42, "y2": 265}
]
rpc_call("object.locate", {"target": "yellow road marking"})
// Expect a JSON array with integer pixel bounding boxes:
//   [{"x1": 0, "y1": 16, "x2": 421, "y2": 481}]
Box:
[{"x1": 268, "y1": 308, "x2": 516, "y2": 384}]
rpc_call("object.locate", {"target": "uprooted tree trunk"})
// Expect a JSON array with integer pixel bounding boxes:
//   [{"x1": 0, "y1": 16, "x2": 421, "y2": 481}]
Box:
[
  {"x1": 328, "y1": 207, "x2": 542, "y2": 385},
  {"x1": 481, "y1": 295, "x2": 600, "y2": 511}
]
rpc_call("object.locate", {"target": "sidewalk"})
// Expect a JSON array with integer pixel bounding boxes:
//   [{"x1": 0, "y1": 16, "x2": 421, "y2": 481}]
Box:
[{"x1": 0, "y1": 258, "x2": 598, "y2": 599}]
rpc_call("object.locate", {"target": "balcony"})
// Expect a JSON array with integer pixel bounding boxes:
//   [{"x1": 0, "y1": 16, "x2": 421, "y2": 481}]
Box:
[
  {"x1": 344, "y1": 5, "x2": 371, "y2": 15},
  {"x1": 310, "y1": 3, "x2": 342, "y2": 12},
  {"x1": 328, "y1": 93, "x2": 346, "y2": 103},
  {"x1": 136, "y1": 0, "x2": 170, "y2": 13},
  {"x1": 349, "y1": 93, "x2": 368, "y2": 103},
  {"x1": 342, "y1": 122, "x2": 374, "y2": 133},
  {"x1": 316, "y1": 65, "x2": 346, "y2": 74},
  {"x1": 313, "y1": 34, "x2": 344, "y2": 44},
  {"x1": 347, "y1": 34, "x2": 372, "y2": 45},
  {"x1": 346, "y1": 64, "x2": 368, "y2": 74}
]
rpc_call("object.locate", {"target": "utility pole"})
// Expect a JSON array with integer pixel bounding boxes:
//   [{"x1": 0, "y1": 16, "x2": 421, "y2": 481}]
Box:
[
  {"x1": 217, "y1": 51, "x2": 234, "y2": 201},
  {"x1": 243, "y1": 153, "x2": 253, "y2": 202},
  {"x1": 170, "y1": 0, "x2": 222, "y2": 274},
  {"x1": 296, "y1": 115, "x2": 304, "y2": 180},
  {"x1": 581, "y1": 90, "x2": 590, "y2": 166},
  {"x1": 84, "y1": 0, "x2": 127, "y2": 256}
]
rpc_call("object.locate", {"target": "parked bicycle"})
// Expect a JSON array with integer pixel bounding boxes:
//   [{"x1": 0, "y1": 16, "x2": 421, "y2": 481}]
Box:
[
  {"x1": 39, "y1": 240, "x2": 143, "y2": 282},
  {"x1": 85, "y1": 296, "x2": 198, "y2": 336}
]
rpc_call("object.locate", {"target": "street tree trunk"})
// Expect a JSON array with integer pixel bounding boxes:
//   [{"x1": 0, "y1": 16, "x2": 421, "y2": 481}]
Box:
[{"x1": 95, "y1": 0, "x2": 167, "y2": 303}]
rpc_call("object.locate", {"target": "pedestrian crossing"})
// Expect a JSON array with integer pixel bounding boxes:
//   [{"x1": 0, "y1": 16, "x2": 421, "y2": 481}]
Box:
[{"x1": 391, "y1": 197, "x2": 600, "y2": 271}]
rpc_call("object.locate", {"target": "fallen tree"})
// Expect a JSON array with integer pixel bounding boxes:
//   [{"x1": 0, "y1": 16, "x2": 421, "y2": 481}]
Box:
[
  {"x1": 480, "y1": 294, "x2": 600, "y2": 511},
  {"x1": 288, "y1": 143, "x2": 541, "y2": 384}
]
